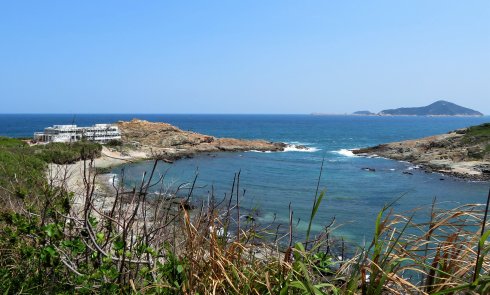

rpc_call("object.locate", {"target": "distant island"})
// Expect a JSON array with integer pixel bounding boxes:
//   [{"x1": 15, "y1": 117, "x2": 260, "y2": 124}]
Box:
[
  {"x1": 378, "y1": 100, "x2": 483, "y2": 116},
  {"x1": 313, "y1": 100, "x2": 484, "y2": 117}
]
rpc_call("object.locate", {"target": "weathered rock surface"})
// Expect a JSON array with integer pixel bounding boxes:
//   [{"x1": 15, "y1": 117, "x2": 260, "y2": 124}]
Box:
[
  {"x1": 353, "y1": 125, "x2": 490, "y2": 180},
  {"x1": 116, "y1": 119, "x2": 286, "y2": 161}
]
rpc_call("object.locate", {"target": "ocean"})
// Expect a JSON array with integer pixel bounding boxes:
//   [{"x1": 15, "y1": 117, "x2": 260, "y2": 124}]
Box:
[{"x1": 1, "y1": 114, "x2": 489, "y2": 245}]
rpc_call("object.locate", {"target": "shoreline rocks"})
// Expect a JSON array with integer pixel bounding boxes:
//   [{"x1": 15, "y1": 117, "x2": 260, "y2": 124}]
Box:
[
  {"x1": 116, "y1": 119, "x2": 288, "y2": 162},
  {"x1": 353, "y1": 127, "x2": 490, "y2": 181}
]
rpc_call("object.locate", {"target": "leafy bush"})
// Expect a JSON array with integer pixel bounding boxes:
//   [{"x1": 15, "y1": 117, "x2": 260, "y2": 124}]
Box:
[
  {"x1": 33, "y1": 141, "x2": 102, "y2": 164},
  {"x1": 0, "y1": 141, "x2": 46, "y2": 195},
  {"x1": 105, "y1": 139, "x2": 123, "y2": 147},
  {"x1": 0, "y1": 137, "x2": 28, "y2": 148}
]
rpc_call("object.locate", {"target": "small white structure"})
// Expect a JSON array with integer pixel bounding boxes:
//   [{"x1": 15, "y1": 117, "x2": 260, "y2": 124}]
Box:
[{"x1": 34, "y1": 124, "x2": 121, "y2": 143}]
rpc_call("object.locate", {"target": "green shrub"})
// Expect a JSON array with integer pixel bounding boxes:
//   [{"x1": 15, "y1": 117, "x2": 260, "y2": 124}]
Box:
[
  {"x1": 94, "y1": 166, "x2": 112, "y2": 174},
  {"x1": 105, "y1": 139, "x2": 123, "y2": 147},
  {"x1": 33, "y1": 141, "x2": 102, "y2": 164},
  {"x1": 0, "y1": 147, "x2": 46, "y2": 192},
  {"x1": 464, "y1": 123, "x2": 490, "y2": 144},
  {"x1": 0, "y1": 136, "x2": 27, "y2": 148}
]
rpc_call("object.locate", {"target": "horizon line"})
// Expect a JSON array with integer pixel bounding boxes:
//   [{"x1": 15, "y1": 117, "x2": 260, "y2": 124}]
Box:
[{"x1": 0, "y1": 113, "x2": 488, "y2": 116}]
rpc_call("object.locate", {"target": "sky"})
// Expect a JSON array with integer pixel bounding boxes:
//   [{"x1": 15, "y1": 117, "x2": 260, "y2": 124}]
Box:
[{"x1": 0, "y1": 1, "x2": 489, "y2": 114}]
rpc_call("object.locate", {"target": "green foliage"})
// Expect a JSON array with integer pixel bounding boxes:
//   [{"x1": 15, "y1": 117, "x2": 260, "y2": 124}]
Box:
[
  {"x1": 306, "y1": 191, "x2": 325, "y2": 247},
  {"x1": 105, "y1": 139, "x2": 123, "y2": 147},
  {"x1": 0, "y1": 138, "x2": 101, "y2": 192},
  {"x1": 0, "y1": 137, "x2": 105, "y2": 292},
  {"x1": 312, "y1": 252, "x2": 336, "y2": 275},
  {"x1": 0, "y1": 144, "x2": 46, "y2": 193},
  {"x1": 465, "y1": 123, "x2": 490, "y2": 137},
  {"x1": 33, "y1": 141, "x2": 102, "y2": 164},
  {"x1": 94, "y1": 166, "x2": 112, "y2": 174},
  {"x1": 0, "y1": 137, "x2": 28, "y2": 148},
  {"x1": 463, "y1": 123, "x2": 490, "y2": 144},
  {"x1": 155, "y1": 244, "x2": 188, "y2": 293}
]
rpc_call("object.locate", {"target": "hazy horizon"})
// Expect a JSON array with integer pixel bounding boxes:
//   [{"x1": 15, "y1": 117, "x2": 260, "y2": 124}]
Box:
[{"x1": 1, "y1": 1, "x2": 489, "y2": 114}]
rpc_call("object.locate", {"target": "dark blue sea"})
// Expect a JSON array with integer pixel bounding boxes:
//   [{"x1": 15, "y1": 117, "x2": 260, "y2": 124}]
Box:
[{"x1": 1, "y1": 114, "x2": 489, "y2": 244}]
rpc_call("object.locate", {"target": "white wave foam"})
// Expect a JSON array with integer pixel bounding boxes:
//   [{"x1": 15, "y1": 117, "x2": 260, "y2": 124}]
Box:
[
  {"x1": 288, "y1": 141, "x2": 312, "y2": 146},
  {"x1": 248, "y1": 142, "x2": 320, "y2": 153},
  {"x1": 407, "y1": 165, "x2": 421, "y2": 170},
  {"x1": 333, "y1": 149, "x2": 358, "y2": 157},
  {"x1": 283, "y1": 144, "x2": 320, "y2": 153},
  {"x1": 107, "y1": 173, "x2": 119, "y2": 187}
]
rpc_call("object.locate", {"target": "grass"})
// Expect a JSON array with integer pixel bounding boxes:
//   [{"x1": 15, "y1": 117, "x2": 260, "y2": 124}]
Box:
[
  {"x1": 0, "y1": 137, "x2": 28, "y2": 148},
  {"x1": 0, "y1": 137, "x2": 46, "y2": 194},
  {"x1": 464, "y1": 123, "x2": 490, "y2": 145},
  {"x1": 32, "y1": 141, "x2": 102, "y2": 164},
  {"x1": 460, "y1": 123, "x2": 490, "y2": 157},
  {"x1": 0, "y1": 138, "x2": 489, "y2": 293},
  {"x1": 465, "y1": 123, "x2": 490, "y2": 137}
]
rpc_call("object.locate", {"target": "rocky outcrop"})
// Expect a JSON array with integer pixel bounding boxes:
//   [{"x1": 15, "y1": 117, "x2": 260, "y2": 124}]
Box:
[
  {"x1": 116, "y1": 119, "x2": 286, "y2": 161},
  {"x1": 353, "y1": 124, "x2": 490, "y2": 180}
]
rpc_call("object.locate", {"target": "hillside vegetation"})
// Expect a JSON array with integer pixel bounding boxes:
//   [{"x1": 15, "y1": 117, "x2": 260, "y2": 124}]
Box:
[
  {"x1": 0, "y1": 138, "x2": 101, "y2": 197},
  {"x1": 465, "y1": 123, "x2": 490, "y2": 141}
]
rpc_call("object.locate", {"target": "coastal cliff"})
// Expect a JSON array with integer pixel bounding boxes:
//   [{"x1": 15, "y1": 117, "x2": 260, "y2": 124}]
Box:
[
  {"x1": 115, "y1": 119, "x2": 287, "y2": 161},
  {"x1": 353, "y1": 123, "x2": 490, "y2": 180}
]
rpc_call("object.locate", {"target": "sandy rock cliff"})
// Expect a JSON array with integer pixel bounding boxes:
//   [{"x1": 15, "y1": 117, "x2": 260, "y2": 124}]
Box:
[{"x1": 116, "y1": 119, "x2": 286, "y2": 161}]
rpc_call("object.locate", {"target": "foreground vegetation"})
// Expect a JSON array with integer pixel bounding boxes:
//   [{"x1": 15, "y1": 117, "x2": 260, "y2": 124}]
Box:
[
  {"x1": 0, "y1": 138, "x2": 489, "y2": 294},
  {"x1": 0, "y1": 137, "x2": 101, "y2": 195}
]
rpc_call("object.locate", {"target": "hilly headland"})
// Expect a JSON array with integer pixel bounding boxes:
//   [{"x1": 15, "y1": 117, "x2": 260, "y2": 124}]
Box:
[
  {"x1": 113, "y1": 119, "x2": 291, "y2": 162},
  {"x1": 353, "y1": 123, "x2": 490, "y2": 180}
]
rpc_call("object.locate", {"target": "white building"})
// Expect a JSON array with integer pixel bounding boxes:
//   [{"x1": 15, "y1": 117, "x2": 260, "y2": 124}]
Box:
[{"x1": 33, "y1": 124, "x2": 121, "y2": 143}]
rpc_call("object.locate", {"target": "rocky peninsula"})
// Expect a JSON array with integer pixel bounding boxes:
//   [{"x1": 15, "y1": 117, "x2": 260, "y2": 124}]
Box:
[
  {"x1": 112, "y1": 119, "x2": 289, "y2": 162},
  {"x1": 353, "y1": 123, "x2": 490, "y2": 180}
]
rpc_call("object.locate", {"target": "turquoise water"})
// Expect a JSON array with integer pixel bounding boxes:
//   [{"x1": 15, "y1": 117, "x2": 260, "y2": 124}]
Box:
[{"x1": 1, "y1": 114, "x2": 489, "y2": 244}]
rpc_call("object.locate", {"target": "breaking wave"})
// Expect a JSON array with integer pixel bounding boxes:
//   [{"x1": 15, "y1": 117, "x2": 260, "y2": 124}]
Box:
[
  {"x1": 283, "y1": 144, "x2": 321, "y2": 153},
  {"x1": 248, "y1": 143, "x2": 321, "y2": 153},
  {"x1": 332, "y1": 149, "x2": 358, "y2": 157},
  {"x1": 106, "y1": 173, "x2": 119, "y2": 187}
]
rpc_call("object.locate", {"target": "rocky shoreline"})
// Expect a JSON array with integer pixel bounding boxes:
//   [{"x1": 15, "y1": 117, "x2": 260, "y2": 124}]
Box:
[
  {"x1": 352, "y1": 125, "x2": 490, "y2": 181},
  {"x1": 114, "y1": 119, "x2": 296, "y2": 162}
]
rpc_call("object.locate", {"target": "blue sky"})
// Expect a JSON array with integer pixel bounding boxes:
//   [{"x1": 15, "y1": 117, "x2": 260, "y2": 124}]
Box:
[{"x1": 0, "y1": 1, "x2": 489, "y2": 114}]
